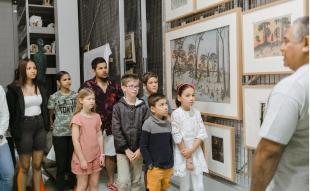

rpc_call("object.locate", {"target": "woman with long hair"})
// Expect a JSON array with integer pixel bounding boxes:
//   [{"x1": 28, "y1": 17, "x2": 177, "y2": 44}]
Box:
[{"x1": 7, "y1": 58, "x2": 49, "y2": 191}]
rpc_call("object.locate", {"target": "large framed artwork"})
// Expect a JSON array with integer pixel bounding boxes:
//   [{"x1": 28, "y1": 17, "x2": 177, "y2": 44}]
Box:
[
  {"x1": 165, "y1": 9, "x2": 242, "y2": 119},
  {"x1": 243, "y1": 85, "x2": 273, "y2": 149},
  {"x1": 242, "y1": 0, "x2": 306, "y2": 75},
  {"x1": 165, "y1": 0, "x2": 194, "y2": 21},
  {"x1": 205, "y1": 122, "x2": 235, "y2": 181}
]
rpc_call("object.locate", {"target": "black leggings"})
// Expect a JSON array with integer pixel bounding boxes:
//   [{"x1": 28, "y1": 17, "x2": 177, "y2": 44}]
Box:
[
  {"x1": 53, "y1": 136, "x2": 76, "y2": 190},
  {"x1": 15, "y1": 115, "x2": 46, "y2": 155}
]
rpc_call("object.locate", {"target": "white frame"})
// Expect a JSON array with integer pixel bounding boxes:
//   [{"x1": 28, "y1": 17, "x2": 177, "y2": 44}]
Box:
[
  {"x1": 165, "y1": 9, "x2": 242, "y2": 119},
  {"x1": 165, "y1": 0, "x2": 194, "y2": 22},
  {"x1": 196, "y1": 0, "x2": 228, "y2": 12},
  {"x1": 242, "y1": 0, "x2": 305, "y2": 75},
  {"x1": 243, "y1": 85, "x2": 273, "y2": 149},
  {"x1": 205, "y1": 122, "x2": 235, "y2": 181}
]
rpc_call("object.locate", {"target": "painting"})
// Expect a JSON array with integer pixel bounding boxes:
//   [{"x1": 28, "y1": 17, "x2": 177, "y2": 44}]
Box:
[
  {"x1": 205, "y1": 122, "x2": 235, "y2": 181},
  {"x1": 243, "y1": 0, "x2": 305, "y2": 74},
  {"x1": 243, "y1": 85, "x2": 273, "y2": 149},
  {"x1": 196, "y1": 0, "x2": 228, "y2": 12},
  {"x1": 165, "y1": 9, "x2": 242, "y2": 119},
  {"x1": 211, "y1": 136, "x2": 224, "y2": 163},
  {"x1": 165, "y1": 0, "x2": 194, "y2": 21},
  {"x1": 253, "y1": 15, "x2": 291, "y2": 58},
  {"x1": 170, "y1": 26, "x2": 230, "y2": 104},
  {"x1": 125, "y1": 32, "x2": 136, "y2": 63}
]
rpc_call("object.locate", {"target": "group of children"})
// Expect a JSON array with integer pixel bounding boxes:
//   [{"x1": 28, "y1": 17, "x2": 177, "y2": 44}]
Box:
[{"x1": 49, "y1": 70, "x2": 208, "y2": 191}]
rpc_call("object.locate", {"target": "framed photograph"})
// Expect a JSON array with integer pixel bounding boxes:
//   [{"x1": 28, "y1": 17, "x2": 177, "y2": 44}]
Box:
[
  {"x1": 243, "y1": 85, "x2": 273, "y2": 149},
  {"x1": 196, "y1": 0, "x2": 229, "y2": 12},
  {"x1": 242, "y1": 0, "x2": 306, "y2": 75},
  {"x1": 165, "y1": 9, "x2": 242, "y2": 119},
  {"x1": 205, "y1": 122, "x2": 235, "y2": 181},
  {"x1": 125, "y1": 32, "x2": 136, "y2": 63},
  {"x1": 165, "y1": 0, "x2": 194, "y2": 21}
]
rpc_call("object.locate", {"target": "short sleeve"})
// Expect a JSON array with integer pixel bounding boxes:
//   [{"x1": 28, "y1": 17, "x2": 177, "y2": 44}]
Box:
[
  {"x1": 97, "y1": 114, "x2": 102, "y2": 132},
  {"x1": 171, "y1": 111, "x2": 183, "y2": 144},
  {"x1": 70, "y1": 114, "x2": 82, "y2": 128},
  {"x1": 259, "y1": 92, "x2": 300, "y2": 145},
  {"x1": 47, "y1": 94, "x2": 56, "y2": 109}
]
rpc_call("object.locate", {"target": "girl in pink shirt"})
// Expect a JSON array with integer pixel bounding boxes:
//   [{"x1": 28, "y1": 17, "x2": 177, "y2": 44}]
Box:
[{"x1": 71, "y1": 88, "x2": 105, "y2": 191}]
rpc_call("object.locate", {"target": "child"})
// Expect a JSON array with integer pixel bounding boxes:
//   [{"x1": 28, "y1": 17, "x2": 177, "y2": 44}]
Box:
[
  {"x1": 70, "y1": 88, "x2": 105, "y2": 191},
  {"x1": 171, "y1": 84, "x2": 208, "y2": 191},
  {"x1": 140, "y1": 93, "x2": 174, "y2": 191},
  {"x1": 112, "y1": 73, "x2": 149, "y2": 191},
  {"x1": 141, "y1": 72, "x2": 172, "y2": 113},
  {"x1": 48, "y1": 71, "x2": 77, "y2": 190}
]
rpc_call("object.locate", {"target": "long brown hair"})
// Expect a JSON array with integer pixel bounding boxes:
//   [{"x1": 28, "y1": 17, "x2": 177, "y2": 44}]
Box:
[
  {"x1": 175, "y1": 84, "x2": 195, "y2": 107},
  {"x1": 74, "y1": 88, "x2": 96, "y2": 115},
  {"x1": 14, "y1": 58, "x2": 38, "y2": 94}
]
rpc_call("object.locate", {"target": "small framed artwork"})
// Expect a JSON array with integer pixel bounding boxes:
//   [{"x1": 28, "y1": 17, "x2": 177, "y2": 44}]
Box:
[
  {"x1": 196, "y1": 0, "x2": 229, "y2": 12},
  {"x1": 125, "y1": 32, "x2": 136, "y2": 63},
  {"x1": 165, "y1": 0, "x2": 194, "y2": 21},
  {"x1": 205, "y1": 122, "x2": 235, "y2": 181},
  {"x1": 243, "y1": 85, "x2": 273, "y2": 149},
  {"x1": 165, "y1": 9, "x2": 242, "y2": 119},
  {"x1": 242, "y1": 0, "x2": 306, "y2": 75}
]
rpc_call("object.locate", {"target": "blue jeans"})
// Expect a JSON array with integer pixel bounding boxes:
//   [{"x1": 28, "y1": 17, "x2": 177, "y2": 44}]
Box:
[{"x1": 0, "y1": 143, "x2": 14, "y2": 191}]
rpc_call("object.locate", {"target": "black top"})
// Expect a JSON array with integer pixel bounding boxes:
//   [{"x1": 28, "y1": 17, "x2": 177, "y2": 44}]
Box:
[{"x1": 6, "y1": 83, "x2": 49, "y2": 138}]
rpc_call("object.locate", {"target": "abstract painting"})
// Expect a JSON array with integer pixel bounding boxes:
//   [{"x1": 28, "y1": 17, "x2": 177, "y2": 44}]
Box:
[
  {"x1": 206, "y1": 122, "x2": 235, "y2": 181},
  {"x1": 165, "y1": 9, "x2": 242, "y2": 119},
  {"x1": 243, "y1": 0, "x2": 305, "y2": 74}
]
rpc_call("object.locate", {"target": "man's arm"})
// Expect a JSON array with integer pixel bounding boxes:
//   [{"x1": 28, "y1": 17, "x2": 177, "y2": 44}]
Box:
[{"x1": 250, "y1": 138, "x2": 285, "y2": 191}]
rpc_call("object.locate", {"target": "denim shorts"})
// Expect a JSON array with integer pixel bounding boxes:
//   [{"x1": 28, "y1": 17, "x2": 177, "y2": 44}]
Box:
[{"x1": 15, "y1": 115, "x2": 46, "y2": 154}]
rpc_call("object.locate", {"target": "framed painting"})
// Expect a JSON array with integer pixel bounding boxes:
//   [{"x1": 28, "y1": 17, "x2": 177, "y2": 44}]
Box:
[
  {"x1": 243, "y1": 0, "x2": 306, "y2": 75},
  {"x1": 243, "y1": 85, "x2": 273, "y2": 149},
  {"x1": 205, "y1": 122, "x2": 235, "y2": 181},
  {"x1": 165, "y1": 9, "x2": 242, "y2": 119},
  {"x1": 196, "y1": 0, "x2": 229, "y2": 12},
  {"x1": 125, "y1": 32, "x2": 136, "y2": 63},
  {"x1": 165, "y1": 0, "x2": 194, "y2": 22}
]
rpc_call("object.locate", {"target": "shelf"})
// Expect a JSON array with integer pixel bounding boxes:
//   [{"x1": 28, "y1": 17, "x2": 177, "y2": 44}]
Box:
[
  {"x1": 46, "y1": 67, "x2": 57, "y2": 74},
  {"x1": 29, "y1": 27, "x2": 55, "y2": 34},
  {"x1": 31, "y1": 52, "x2": 56, "y2": 56},
  {"x1": 29, "y1": 4, "x2": 54, "y2": 9},
  {"x1": 17, "y1": 7, "x2": 26, "y2": 26}
]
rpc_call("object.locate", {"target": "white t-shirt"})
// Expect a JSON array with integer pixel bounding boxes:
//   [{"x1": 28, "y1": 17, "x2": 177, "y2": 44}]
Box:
[{"x1": 259, "y1": 64, "x2": 309, "y2": 191}]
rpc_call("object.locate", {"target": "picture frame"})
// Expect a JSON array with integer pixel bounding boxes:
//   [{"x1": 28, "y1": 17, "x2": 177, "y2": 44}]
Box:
[
  {"x1": 205, "y1": 122, "x2": 235, "y2": 181},
  {"x1": 125, "y1": 32, "x2": 136, "y2": 63},
  {"x1": 242, "y1": 0, "x2": 306, "y2": 75},
  {"x1": 165, "y1": 0, "x2": 194, "y2": 22},
  {"x1": 243, "y1": 85, "x2": 273, "y2": 149},
  {"x1": 196, "y1": 0, "x2": 229, "y2": 12},
  {"x1": 165, "y1": 9, "x2": 242, "y2": 119}
]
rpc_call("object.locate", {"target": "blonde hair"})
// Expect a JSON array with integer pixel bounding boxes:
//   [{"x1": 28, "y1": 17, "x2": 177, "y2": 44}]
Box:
[{"x1": 74, "y1": 88, "x2": 96, "y2": 115}]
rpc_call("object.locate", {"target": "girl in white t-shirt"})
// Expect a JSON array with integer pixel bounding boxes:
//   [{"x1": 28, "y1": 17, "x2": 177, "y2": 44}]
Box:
[{"x1": 171, "y1": 83, "x2": 208, "y2": 191}]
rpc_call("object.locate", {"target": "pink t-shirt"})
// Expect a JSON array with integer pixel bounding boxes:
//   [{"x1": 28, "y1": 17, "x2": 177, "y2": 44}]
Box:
[{"x1": 70, "y1": 112, "x2": 102, "y2": 162}]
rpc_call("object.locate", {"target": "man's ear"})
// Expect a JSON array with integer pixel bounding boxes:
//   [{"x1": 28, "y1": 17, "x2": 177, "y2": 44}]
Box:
[{"x1": 302, "y1": 36, "x2": 309, "y2": 53}]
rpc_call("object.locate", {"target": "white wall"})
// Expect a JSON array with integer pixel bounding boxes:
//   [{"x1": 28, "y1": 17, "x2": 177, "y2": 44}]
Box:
[
  {"x1": 0, "y1": 0, "x2": 15, "y2": 87},
  {"x1": 55, "y1": 0, "x2": 80, "y2": 91}
]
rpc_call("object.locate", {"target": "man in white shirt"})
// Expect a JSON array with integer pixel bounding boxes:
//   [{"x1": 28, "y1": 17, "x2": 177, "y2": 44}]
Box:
[
  {"x1": 0, "y1": 85, "x2": 14, "y2": 190},
  {"x1": 251, "y1": 17, "x2": 309, "y2": 191},
  {"x1": 250, "y1": 16, "x2": 309, "y2": 191}
]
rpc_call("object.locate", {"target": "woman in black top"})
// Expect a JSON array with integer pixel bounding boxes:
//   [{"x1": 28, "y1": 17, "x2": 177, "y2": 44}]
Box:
[{"x1": 7, "y1": 58, "x2": 49, "y2": 191}]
